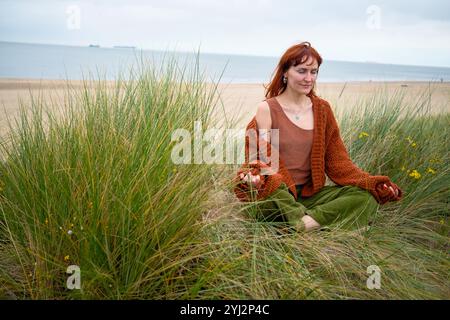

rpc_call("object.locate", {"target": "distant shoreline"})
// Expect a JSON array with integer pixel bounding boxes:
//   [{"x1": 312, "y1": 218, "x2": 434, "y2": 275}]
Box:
[
  {"x1": 1, "y1": 77, "x2": 450, "y2": 88},
  {"x1": 2, "y1": 40, "x2": 450, "y2": 70},
  {"x1": 2, "y1": 41, "x2": 450, "y2": 83}
]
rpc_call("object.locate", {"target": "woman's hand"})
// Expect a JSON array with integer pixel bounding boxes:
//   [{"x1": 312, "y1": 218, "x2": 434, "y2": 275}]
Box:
[
  {"x1": 376, "y1": 181, "x2": 402, "y2": 204},
  {"x1": 237, "y1": 160, "x2": 279, "y2": 188},
  {"x1": 239, "y1": 171, "x2": 261, "y2": 187},
  {"x1": 237, "y1": 160, "x2": 267, "y2": 188},
  {"x1": 382, "y1": 183, "x2": 399, "y2": 198}
]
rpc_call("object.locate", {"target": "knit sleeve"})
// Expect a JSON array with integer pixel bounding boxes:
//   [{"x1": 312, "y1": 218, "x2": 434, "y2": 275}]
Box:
[{"x1": 323, "y1": 104, "x2": 396, "y2": 203}]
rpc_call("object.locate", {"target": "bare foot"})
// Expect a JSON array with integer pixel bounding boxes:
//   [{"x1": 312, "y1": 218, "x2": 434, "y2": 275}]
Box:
[{"x1": 301, "y1": 215, "x2": 321, "y2": 231}]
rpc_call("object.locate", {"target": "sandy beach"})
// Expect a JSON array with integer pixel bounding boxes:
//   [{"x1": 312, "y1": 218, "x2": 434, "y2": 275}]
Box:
[{"x1": 1, "y1": 78, "x2": 449, "y2": 138}]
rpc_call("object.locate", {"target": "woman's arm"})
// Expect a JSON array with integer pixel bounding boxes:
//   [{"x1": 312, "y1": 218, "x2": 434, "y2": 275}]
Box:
[
  {"x1": 241, "y1": 101, "x2": 273, "y2": 187},
  {"x1": 323, "y1": 103, "x2": 402, "y2": 204},
  {"x1": 255, "y1": 100, "x2": 272, "y2": 142}
]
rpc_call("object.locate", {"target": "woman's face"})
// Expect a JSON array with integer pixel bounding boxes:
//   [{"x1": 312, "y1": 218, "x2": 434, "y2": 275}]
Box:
[{"x1": 284, "y1": 55, "x2": 319, "y2": 95}]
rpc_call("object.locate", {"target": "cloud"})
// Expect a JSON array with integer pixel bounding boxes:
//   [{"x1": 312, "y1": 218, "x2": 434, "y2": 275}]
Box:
[{"x1": 0, "y1": 0, "x2": 449, "y2": 66}]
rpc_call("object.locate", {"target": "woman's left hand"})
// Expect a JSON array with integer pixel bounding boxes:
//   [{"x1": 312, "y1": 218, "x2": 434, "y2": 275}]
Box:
[{"x1": 382, "y1": 183, "x2": 399, "y2": 198}]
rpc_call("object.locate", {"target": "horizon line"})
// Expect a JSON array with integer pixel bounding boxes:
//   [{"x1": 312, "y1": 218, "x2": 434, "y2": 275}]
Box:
[{"x1": 2, "y1": 40, "x2": 450, "y2": 70}]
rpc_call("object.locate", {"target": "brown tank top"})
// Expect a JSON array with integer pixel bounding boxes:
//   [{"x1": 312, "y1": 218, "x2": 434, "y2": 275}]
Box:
[{"x1": 266, "y1": 97, "x2": 313, "y2": 185}]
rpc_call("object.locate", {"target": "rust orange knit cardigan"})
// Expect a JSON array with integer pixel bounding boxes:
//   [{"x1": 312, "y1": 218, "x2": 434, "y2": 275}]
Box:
[{"x1": 233, "y1": 95, "x2": 402, "y2": 205}]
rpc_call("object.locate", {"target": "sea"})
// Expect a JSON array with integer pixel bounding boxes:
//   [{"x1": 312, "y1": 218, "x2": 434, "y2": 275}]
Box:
[{"x1": 1, "y1": 41, "x2": 450, "y2": 83}]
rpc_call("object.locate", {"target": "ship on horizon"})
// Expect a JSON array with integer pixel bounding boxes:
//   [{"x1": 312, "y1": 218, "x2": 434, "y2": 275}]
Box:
[{"x1": 113, "y1": 45, "x2": 136, "y2": 49}]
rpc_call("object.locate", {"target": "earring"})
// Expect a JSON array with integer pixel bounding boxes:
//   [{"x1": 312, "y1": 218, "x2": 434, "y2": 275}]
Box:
[{"x1": 282, "y1": 76, "x2": 287, "y2": 84}]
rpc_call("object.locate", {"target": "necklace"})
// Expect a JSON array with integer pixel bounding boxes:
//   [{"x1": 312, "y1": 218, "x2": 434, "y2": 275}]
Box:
[
  {"x1": 292, "y1": 112, "x2": 301, "y2": 121},
  {"x1": 284, "y1": 104, "x2": 312, "y2": 120}
]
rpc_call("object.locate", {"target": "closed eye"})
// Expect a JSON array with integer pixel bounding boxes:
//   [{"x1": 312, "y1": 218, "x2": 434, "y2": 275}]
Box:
[{"x1": 297, "y1": 69, "x2": 319, "y2": 74}]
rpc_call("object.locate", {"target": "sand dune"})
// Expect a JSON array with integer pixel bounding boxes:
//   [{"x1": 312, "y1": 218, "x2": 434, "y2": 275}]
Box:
[{"x1": 1, "y1": 78, "x2": 449, "y2": 138}]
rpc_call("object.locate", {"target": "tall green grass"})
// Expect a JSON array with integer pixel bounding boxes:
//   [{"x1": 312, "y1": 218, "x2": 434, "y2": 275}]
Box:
[
  {"x1": 0, "y1": 56, "x2": 448, "y2": 299},
  {"x1": 201, "y1": 85, "x2": 449, "y2": 299},
  {"x1": 0, "y1": 56, "x2": 227, "y2": 299}
]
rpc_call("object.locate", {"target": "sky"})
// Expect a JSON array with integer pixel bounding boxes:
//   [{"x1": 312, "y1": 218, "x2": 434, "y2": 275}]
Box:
[{"x1": 1, "y1": 0, "x2": 450, "y2": 67}]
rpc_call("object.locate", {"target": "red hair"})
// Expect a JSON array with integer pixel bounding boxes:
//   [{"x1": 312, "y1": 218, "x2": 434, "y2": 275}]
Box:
[{"x1": 264, "y1": 42, "x2": 323, "y2": 99}]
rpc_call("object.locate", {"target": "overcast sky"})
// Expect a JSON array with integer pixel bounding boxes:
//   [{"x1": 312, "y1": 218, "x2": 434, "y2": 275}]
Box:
[{"x1": 1, "y1": 0, "x2": 450, "y2": 67}]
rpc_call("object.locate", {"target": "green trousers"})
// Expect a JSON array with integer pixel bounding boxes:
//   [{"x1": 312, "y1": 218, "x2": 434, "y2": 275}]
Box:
[{"x1": 250, "y1": 183, "x2": 379, "y2": 231}]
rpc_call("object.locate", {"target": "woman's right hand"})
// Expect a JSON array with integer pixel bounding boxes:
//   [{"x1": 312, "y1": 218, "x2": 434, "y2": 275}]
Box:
[
  {"x1": 237, "y1": 160, "x2": 277, "y2": 188},
  {"x1": 239, "y1": 172, "x2": 261, "y2": 187}
]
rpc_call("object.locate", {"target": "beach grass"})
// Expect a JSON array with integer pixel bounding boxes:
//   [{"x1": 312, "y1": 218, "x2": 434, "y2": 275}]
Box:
[
  {"x1": 200, "y1": 87, "x2": 449, "y2": 299},
  {"x1": 0, "y1": 55, "x2": 227, "y2": 299},
  {"x1": 0, "y1": 56, "x2": 448, "y2": 299}
]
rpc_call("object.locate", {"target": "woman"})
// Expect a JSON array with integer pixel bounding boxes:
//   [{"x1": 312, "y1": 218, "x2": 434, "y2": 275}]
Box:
[{"x1": 235, "y1": 41, "x2": 402, "y2": 232}]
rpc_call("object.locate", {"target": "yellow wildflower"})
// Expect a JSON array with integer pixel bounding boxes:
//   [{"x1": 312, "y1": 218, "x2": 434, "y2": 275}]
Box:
[
  {"x1": 406, "y1": 137, "x2": 417, "y2": 147},
  {"x1": 439, "y1": 219, "x2": 445, "y2": 225},
  {"x1": 64, "y1": 255, "x2": 70, "y2": 262},
  {"x1": 426, "y1": 168, "x2": 436, "y2": 174},
  {"x1": 409, "y1": 169, "x2": 421, "y2": 179},
  {"x1": 358, "y1": 132, "x2": 369, "y2": 139},
  {"x1": 429, "y1": 157, "x2": 442, "y2": 164},
  {"x1": 45, "y1": 218, "x2": 49, "y2": 225}
]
